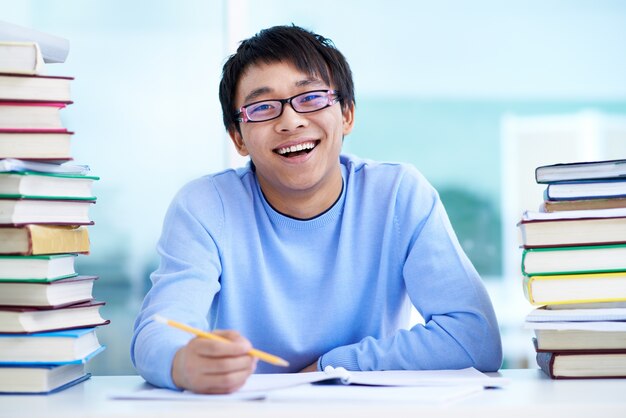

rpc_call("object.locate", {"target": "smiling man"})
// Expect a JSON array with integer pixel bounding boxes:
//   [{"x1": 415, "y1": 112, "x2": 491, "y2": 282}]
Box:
[{"x1": 131, "y1": 25, "x2": 503, "y2": 394}]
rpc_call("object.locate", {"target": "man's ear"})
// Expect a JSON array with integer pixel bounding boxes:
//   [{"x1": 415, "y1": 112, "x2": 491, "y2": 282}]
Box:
[
  {"x1": 228, "y1": 127, "x2": 249, "y2": 156},
  {"x1": 342, "y1": 103, "x2": 355, "y2": 136}
]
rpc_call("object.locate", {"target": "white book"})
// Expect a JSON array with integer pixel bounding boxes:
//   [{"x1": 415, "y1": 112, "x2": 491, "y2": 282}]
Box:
[
  {"x1": 522, "y1": 207, "x2": 626, "y2": 221},
  {"x1": 0, "y1": 159, "x2": 90, "y2": 175},
  {"x1": 0, "y1": 364, "x2": 88, "y2": 394},
  {"x1": 536, "y1": 159, "x2": 626, "y2": 183},
  {"x1": 0, "y1": 20, "x2": 69, "y2": 63},
  {"x1": 0, "y1": 41, "x2": 45, "y2": 75},
  {"x1": 0, "y1": 199, "x2": 94, "y2": 225},
  {"x1": 0, "y1": 328, "x2": 103, "y2": 364},
  {"x1": 525, "y1": 307, "x2": 626, "y2": 322},
  {"x1": 525, "y1": 321, "x2": 626, "y2": 332},
  {"x1": 0, "y1": 254, "x2": 76, "y2": 281}
]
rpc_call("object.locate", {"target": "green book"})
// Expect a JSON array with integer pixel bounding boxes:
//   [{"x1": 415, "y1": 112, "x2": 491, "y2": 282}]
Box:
[
  {"x1": 521, "y1": 244, "x2": 626, "y2": 276},
  {"x1": 0, "y1": 172, "x2": 98, "y2": 200},
  {"x1": 0, "y1": 254, "x2": 77, "y2": 282}
]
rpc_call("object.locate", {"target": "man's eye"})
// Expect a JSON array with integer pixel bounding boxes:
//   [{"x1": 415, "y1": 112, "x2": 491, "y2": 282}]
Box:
[
  {"x1": 249, "y1": 103, "x2": 275, "y2": 114},
  {"x1": 299, "y1": 93, "x2": 323, "y2": 103}
]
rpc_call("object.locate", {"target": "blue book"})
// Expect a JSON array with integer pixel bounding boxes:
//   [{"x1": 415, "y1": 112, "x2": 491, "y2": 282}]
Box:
[
  {"x1": 0, "y1": 327, "x2": 105, "y2": 365},
  {"x1": 0, "y1": 363, "x2": 90, "y2": 394},
  {"x1": 545, "y1": 179, "x2": 626, "y2": 201},
  {"x1": 535, "y1": 159, "x2": 626, "y2": 184}
]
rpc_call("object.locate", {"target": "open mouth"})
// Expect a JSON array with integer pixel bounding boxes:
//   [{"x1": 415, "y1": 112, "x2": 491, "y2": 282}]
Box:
[{"x1": 274, "y1": 141, "x2": 320, "y2": 158}]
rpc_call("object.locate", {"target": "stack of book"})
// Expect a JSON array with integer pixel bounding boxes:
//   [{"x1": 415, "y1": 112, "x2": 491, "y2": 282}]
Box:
[
  {"x1": 517, "y1": 158, "x2": 626, "y2": 379},
  {"x1": 0, "y1": 26, "x2": 109, "y2": 394}
]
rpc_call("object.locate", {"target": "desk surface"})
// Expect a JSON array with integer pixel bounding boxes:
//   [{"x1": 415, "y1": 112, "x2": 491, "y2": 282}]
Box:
[{"x1": 1, "y1": 369, "x2": 625, "y2": 418}]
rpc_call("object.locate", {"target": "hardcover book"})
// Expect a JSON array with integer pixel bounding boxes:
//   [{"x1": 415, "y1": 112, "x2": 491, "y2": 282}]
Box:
[
  {"x1": 0, "y1": 198, "x2": 95, "y2": 225},
  {"x1": 0, "y1": 41, "x2": 45, "y2": 75},
  {"x1": 525, "y1": 309, "x2": 626, "y2": 353},
  {"x1": 0, "y1": 101, "x2": 67, "y2": 130},
  {"x1": 525, "y1": 306, "x2": 626, "y2": 322},
  {"x1": 537, "y1": 349, "x2": 626, "y2": 379},
  {"x1": 535, "y1": 159, "x2": 626, "y2": 184},
  {"x1": 0, "y1": 21, "x2": 69, "y2": 64},
  {"x1": 0, "y1": 73, "x2": 72, "y2": 102},
  {"x1": 522, "y1": 271, "x2": 626, "y2": 306},
  {"x1": 0, "y1": 129, "x2": 73, "y2": 160},
  {"x1": 521, "y1": 244, "x2": 626, "y2": 276},
  {"x1": 0, "y1": 300, "x2": 108, "y2": 333},
  {"x1": 545, "y1": 179, "x2": 626, "y2": 201},
  {"x1": 518, "y1": 208, "x2": 626, "y2": 248},
  {"x1": 0, "y1": 364, "x2": 89, "y2": 394},
  {"x1": 0, "y1": 254, "x2": 76, "y2": 281},
  {"x1": 0, "y1": 171, "x2": 98, "y2": 200},
  {"x1": 0, "y1": 327, "x2": 104, "y2": 364},
  {"x1": 542, "y1": 197, "x2": 626, "y2": 213},
  {"x1": 0, "y1": 275, "x2": 97, "y2": 307},
  {"x1": 0, "y1": 225, "x2": 90, "y2": 255},
  {"x1": 533, "y1": 331, "x2": 626, "y2": 352}
]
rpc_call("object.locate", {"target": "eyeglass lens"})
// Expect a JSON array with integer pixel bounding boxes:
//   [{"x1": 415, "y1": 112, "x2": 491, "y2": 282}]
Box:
[{"x1": 244, "y1": 90, "x2": 336, "y2": 122}]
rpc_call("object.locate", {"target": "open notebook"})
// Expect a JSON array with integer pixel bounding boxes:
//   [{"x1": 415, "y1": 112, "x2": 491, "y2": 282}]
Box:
[{"x1": 110, "y1": 367, "x2": 508, "y2": 402}]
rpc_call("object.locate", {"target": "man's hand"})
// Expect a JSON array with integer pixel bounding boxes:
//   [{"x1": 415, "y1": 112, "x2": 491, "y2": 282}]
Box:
[{"x1": 172, "y1": 330, "x2": 257, "y2": 394}]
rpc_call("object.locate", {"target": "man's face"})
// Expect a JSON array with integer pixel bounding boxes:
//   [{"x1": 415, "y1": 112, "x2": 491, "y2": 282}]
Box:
[{"x1": 229, "y1": 61, "x2": 354, "y2": 212}]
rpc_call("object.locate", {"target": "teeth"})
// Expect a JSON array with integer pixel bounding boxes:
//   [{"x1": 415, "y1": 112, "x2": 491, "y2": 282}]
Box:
[{"x1": 277, "y1": 141, "x2": 316, "y2": 155}]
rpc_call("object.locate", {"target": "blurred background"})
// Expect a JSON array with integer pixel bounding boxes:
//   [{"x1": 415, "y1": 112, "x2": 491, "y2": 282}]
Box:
[{"x1": 2, "y1": 0, "x2": 625, "y2": 374}]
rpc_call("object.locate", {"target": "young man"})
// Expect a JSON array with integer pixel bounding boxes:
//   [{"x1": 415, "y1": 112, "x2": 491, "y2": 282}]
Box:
[{"x1": 131, "y1": 25, "x2": 502, "y2": 394}]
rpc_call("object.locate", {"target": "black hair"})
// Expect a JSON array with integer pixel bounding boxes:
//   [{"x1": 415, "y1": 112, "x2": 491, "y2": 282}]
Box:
[{"x1": 219, "y1": 24, "x2": 355, "y2": 134}]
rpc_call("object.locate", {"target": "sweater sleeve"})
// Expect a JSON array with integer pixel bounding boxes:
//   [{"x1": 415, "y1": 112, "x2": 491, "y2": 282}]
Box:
[
  {"x1": 320, "y1": 170, "x2": 503, "y2": 372},
  {"x1": 130, "y1": 179, "x2": 224, "y2": 389}
]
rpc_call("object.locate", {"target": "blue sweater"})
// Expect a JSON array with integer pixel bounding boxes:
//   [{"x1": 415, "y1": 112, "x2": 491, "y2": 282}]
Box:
[{"x1": 131, "y1": 154, "x2": 502, "y2": 389}]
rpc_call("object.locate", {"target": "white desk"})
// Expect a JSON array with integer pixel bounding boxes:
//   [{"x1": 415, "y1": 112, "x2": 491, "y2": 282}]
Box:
[{"x1": 0, "y1": 369, "x2": 625, "y2": 418}]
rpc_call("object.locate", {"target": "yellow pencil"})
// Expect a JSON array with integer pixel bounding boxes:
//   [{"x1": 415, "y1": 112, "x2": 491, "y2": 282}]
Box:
[{"x1": 152, "y1": 314, "x2": 289, "y2": 367}]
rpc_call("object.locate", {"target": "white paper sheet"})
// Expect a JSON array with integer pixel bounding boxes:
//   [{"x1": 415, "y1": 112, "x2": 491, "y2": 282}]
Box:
[{"x1": 109, "y1": 367, "x2": 507, "y2": 402}]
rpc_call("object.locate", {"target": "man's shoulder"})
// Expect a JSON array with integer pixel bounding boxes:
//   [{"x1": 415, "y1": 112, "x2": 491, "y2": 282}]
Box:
[
  {"x1": 341, "y1": 154, "x2": 426, "y2": 183},
  {"x1": 175, "y1": 164, "x2": 255, "y2": 201}
]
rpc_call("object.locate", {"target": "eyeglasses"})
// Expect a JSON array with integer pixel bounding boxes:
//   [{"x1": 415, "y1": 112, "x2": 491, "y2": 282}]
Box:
[{"x1": 235, "y1": 89, "x2": 341, "y2": 123}]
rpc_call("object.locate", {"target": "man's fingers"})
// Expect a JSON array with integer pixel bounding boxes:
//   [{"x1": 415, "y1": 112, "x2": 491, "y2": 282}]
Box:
[
  {"x1": 192, "y1": 367, "x2": 254, "y2": 394},
  {"x1": 188, "y1": 332, "x2": 252, "y2": 357},
  {"x1": 193, "y1": 351, "x2": 256, "y2": 374},
  {"x1": 214, "y1": 329, "x2": 254, "y2": 347},
  {"x1": 171, "y1": 330, "x2": 259, "y2": 394}
]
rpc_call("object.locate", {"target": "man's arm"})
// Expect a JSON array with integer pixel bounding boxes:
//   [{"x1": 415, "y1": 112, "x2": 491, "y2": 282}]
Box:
[
  {"x1": 131, "y1": 178, "x2": 246, "y2": 390},
  {"x1": 317, "y1": 172, "x2": 502, "y2": 372}
]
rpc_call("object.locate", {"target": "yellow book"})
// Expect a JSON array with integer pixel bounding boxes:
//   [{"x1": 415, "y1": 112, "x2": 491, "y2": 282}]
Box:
[
  {"x1": 0, "y1": 225, "x2": 89, "y2": 255},
  {"x1": 523, "y1": 271, "x2": 626, "y2": 306}
]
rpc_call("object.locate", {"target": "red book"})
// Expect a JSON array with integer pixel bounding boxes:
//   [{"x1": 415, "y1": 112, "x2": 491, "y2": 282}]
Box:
[
  {"x1": 537, "y1": 349, "x2": 626, "y2": 379},
  {"x1": 0, "y1": 300, "x2": 109, "y2": 334},
  {"x1": 0, "y1": 129, "x2": 74, "y2": 161},
  {"x1": 0, "y1": 73, "x2": 72, "y2": 103},
  {"x1": 0, "y1": 275, "x2": 98, "y2": 308},
  {"x1": 0, "y1": 101, "x2": 69, "y2": 130},
  {"x1": 0, "y1": 198, "x2": 94, "y2": 226}
]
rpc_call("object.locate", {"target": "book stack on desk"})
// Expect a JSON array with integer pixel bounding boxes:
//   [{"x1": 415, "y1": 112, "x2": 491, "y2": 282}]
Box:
[
  {"x1": 0, "y1": 26, "x2": 109, "y2": 394},
  {"x1": 517, "y1": 159, "x2": 626, "y2": 379}
]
